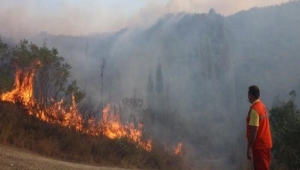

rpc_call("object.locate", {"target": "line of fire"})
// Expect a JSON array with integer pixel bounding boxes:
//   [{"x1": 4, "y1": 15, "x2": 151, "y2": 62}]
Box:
[{"x1": 0, "y1": 60, "x2": 182, "y2": 155}]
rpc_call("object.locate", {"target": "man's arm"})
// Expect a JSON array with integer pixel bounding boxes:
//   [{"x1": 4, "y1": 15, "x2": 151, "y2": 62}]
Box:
[
  {"x1": 247, "y1": 109, "x2": 259, "y2": 159},
  {"x1": 247, "y1": 126, "x2": 258, "y2": 159}
]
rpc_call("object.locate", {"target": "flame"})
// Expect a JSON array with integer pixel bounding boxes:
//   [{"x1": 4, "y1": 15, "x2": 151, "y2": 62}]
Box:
[
  {"x1": 174, "y1": 142, "x2": 182, "y2": 155},
  {"x1": 0, "y1": 66, "x2": 152, "y2": 151},
  {"x1": 101, "y1": 104, "x2": 152, "y2": 151},
  {"x1": 34, "y1": 96, "x2": 84, "y2": 131},
  {"x1": 0, "y1": 68, "x2": 35, "y2": 107}
]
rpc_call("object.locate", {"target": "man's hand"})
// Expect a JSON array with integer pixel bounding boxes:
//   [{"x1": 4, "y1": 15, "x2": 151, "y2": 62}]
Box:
[
  {"x1": 247, "y1": 126, "x2": 258, "y2": 160},
  {"x1": 247, "y1": 148, "x2": 252, "y2": 160}
]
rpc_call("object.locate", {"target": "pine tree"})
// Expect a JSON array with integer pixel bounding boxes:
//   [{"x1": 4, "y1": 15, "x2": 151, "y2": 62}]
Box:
[
  {"x1": 147, "y1": 68, "x2": 154, "y2": 108},
  {"x1": 100, "y1": 57, "x2": 106, "y2": 117},
  {"x1": 155, "y1": 61, "x2": 164, "y2": 112},
  {"x1": 155, "y1": 62, "x2": 164, "y2": 94}
]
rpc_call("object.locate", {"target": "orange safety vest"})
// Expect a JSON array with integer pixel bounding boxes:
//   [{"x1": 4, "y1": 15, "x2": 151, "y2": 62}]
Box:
[{"x1": 246, "y1": 100, "x2": 272, "y2": 149}]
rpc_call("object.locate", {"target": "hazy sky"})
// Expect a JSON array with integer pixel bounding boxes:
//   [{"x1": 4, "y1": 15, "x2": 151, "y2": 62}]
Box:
[{"x1": 0, "y1": 0, "x2": 288, "y2": 39}]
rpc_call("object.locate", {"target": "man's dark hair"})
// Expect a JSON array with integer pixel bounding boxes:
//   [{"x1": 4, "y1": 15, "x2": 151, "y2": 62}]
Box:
[{"x1": 248, "y1": 85, "x2": 260, "y2": 99}]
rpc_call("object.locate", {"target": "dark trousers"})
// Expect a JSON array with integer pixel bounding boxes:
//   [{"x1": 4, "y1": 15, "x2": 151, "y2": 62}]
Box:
[{"x1": 252, "y1": 148, "x2": 271, "y2": 170}]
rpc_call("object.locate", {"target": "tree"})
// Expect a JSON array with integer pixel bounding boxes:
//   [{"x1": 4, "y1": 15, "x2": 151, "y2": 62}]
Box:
[
  {"x1": 0, "y1": 38, "x2": 13, "y2": 92},
  {"x1": 9, "y1": 40, "x2": 85, "y2": 105},
  {"x1": 164, "y1": 81, "x2": 171, "y2": 111},
  {"x1": 0, "y1": 38, "x2": 9, "y2": 65},
  {"x1": 147, "y1": 68, "x2": 154, "y2": 108},
  {"x1": 100, "y1": 57, "x2": 106, "y2": 116},
  {"x1": 155, "y1": 61, "x2": 164, "y2": 94},
  {"x1": 65, "y1": 80, "x2": 86, "y2": 104},
  {"x1": 269, "y1": 91, "x2": 300, "y2": 169},
  {"x1": 155, "y1": 61, "x2": 164, "y2": 112}
]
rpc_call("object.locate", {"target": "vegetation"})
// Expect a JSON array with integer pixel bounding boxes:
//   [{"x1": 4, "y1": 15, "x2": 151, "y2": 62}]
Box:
[
  {"x1": 2, "y1": 2, "x2": 300, "y2": 169},
  {"x1": 269, "y1": 91, "x2": 300, "y2": 169},
  {"x1": 0, "y1": 101, "x2": 185, "y2": 170},
  {"x1": 0, "y1": 38, "x2": 14, "y2": 93},
  {"x1": 0, "y1": 39, "x2": 187, "y2": 169}
]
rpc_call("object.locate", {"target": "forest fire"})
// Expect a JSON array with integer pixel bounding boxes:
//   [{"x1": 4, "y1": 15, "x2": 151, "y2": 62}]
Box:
[
  {"x1": 0, "y1": 68, "x2": 35, "y2": 107},
  {"x1": 0, "y1": 66, "x2": 152, "y2": 151},
  {"x1": 101, "y1": 104, "x2": 152, "y2": 151},
  {"x1": 174, "y1": 142, "x2": 182, "y2": 155}
]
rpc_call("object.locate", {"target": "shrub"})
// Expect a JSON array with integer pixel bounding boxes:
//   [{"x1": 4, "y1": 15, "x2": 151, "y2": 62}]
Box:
[{"x1": 269, "y1": 91, "x2": 300, "y2": 169}]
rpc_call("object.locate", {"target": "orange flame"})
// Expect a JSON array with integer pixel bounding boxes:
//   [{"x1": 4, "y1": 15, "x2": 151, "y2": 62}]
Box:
[
  {"x1": 0, "y1": 66, "x2": 152, "y2": 151},
  {"x1": 1, "y1": 68, "x2": 35, "y2": 107},
  {"x1": 174, "y1": 142, "x2": 182, "y2": 155},
  {"x1": 101, "y1": 104, "x2": 152, "y2": 151}
]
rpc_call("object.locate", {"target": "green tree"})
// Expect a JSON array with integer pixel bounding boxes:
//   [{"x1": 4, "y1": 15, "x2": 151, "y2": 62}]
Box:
[
  {"x1": 269, "y1": 91, "x2": 300, "y2": 169},
  {"x1": 0, "y1": 38, "x2": 9, "y2": 64},
  {"x1": 65, "y1": 80, "x2": 86, "y2": 104},
  {"x1": 8, "y1": 40, "x2": 85, "y2": 105},
  {"x1": 0, "y1": 38, "x2": 13, "y2": 92}
]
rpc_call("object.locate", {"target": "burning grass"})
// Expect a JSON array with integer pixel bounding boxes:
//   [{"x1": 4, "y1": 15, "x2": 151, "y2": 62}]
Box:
[
  {"x1": 0, "y1": 101, "x2": 186, "y2": 170},
  {"x1": 0, "y1": 41, "x2": 186, "y2": 169},
  {"x1": 0, "y1": 65, "x2": 186, "y2": 169},
  {"x1": 0, "y1": 65, "x2": 152, "y2": 152}
]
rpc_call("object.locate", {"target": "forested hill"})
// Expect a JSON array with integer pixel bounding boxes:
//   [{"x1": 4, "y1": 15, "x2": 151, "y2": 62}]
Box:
[
  {"x1": 227, "y1": 1, "x2": 300, "y2": 108},
  {"x1": 32, "y1": 8, "x2": 235, "y2": 113},
  {"x1": 30, "y1": 10, "x2": 237, "y2": 168},
  {"x1": 30, "y1": 1, "x2": 300, "y2": 112},
  {"x1": 1, "y1": 1, "x2": 300, "y2": 169},
  {"x1": 29, "y1": 0, "x2": 300, "y2": 138}
]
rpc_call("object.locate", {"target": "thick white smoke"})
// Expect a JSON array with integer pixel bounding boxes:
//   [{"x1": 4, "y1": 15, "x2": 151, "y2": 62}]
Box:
[{"x1": 0, "y1": 0, "x2": 288, "y2": 40}]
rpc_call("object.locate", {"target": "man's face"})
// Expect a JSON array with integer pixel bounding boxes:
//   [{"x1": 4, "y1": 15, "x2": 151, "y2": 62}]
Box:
[{"x1": 247, "y1": 92, "x2": 253, "y2": 103}]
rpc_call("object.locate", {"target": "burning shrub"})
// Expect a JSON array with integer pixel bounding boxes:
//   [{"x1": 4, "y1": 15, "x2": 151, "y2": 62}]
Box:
[{"x1": 0, "y1": 39, "x2": 187, "y2": 170}]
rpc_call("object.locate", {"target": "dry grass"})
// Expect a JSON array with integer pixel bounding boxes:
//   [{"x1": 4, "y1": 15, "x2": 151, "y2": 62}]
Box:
[{"x1": 0, "y1": 101, "x2": 187, "y2": 170}]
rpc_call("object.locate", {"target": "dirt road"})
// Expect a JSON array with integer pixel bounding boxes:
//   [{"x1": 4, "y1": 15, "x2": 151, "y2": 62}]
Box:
[{"x1": 0, "y1": 144, "x2": 133, "y2": 170}]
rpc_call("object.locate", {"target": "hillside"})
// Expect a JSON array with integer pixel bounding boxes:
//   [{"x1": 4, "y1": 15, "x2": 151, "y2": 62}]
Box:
[
  {"x1": 0, "y1": 101, "x2": 185, "y2": 170},
  {"x1": 1, "y1": 1, "x2": 300, "y2": 169},
  {"x1": 30, "y1": 1, "x2": 300, "y2": 109},
  {"x1": 29, "y1": 1, "x2": 300, "y2": 166},
  {"x1": 227, "y1": 1, "x2": 300, "y2": 108}
]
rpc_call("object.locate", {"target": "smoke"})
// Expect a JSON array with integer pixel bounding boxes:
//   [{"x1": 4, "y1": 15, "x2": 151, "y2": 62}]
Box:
[
  {"x1": 127, "y1": 0, "x2": 289, "y2": 30},
  {"x1": 1, "y1": 0, "x2": 299, "y2": 168},
  {"x1": 164, "y1": 0, "x2": 289, "y2": 14},
  {"x1": 0, "y1": 0, "x2": 288, "y2": 40},
  {"x1": 0, "y1": 0, "x2": 130, "y2": 39}
]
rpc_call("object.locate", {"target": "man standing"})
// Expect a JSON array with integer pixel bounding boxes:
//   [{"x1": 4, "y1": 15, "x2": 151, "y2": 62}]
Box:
[{"x1": 246, "y1": 85, "x2": 272, "y2": 170}]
